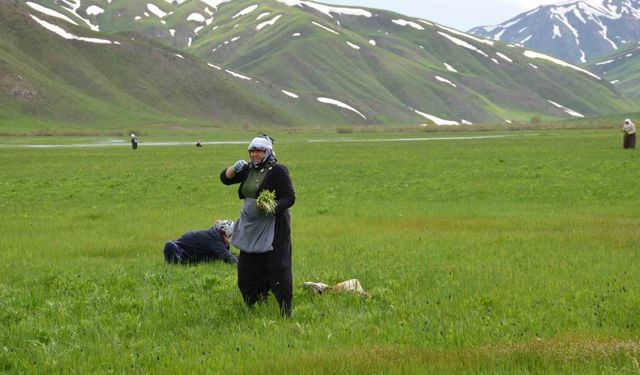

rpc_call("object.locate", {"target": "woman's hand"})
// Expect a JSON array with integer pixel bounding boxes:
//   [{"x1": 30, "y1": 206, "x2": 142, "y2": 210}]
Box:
[
  {"x1": 233, "y1": 160, "x2": 248, "y2": 172},
  {"x1": 257, "y1": 190, "x2": 277, "y2": 214},
  {"x1": 225, "y1": 160, "x2": 247, "y2": 178}
]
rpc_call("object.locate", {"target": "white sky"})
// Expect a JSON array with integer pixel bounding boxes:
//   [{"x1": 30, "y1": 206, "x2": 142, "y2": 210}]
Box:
[{"x1": 320, "y1": 0, "x2": 559, "y2": 31}]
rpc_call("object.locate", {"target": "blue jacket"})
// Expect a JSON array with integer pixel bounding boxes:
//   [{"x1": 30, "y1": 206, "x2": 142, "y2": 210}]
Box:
[{"x1": 175, "y1": 227, "x2": 237, "y2": 264}]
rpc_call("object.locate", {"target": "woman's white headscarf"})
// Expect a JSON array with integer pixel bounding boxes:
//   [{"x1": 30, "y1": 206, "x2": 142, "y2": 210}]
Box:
[
  {"x1": 248, "y1": 135, "x2": 276, "y2": 167},
  {"x1": 248, "y1": 136, "x2": 273, "y2": 151}
]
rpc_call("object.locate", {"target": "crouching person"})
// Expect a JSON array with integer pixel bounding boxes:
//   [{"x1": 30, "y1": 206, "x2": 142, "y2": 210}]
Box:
[{"x1": 163, "y1": 220, "x2": 238, "y2": 265}]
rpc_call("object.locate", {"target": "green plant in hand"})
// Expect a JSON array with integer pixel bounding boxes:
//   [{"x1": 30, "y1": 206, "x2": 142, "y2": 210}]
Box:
[{"x1": 257, "y1": 190, "x2": 277, "y2": 214}]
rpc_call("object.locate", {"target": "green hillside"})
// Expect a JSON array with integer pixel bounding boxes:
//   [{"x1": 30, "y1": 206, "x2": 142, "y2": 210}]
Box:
[
  {"x1": 586, "y1": 43, "x2": 640, "y2": 101},
  {"x1": 3, "y1": 0, "x2": 638, "y2": 130},
  {"x1": 197, "y1": 1, "x2": 634, "y2": 123},
  {"x1": 0, "y1": 1, "x2": 309, "y2": 132}
]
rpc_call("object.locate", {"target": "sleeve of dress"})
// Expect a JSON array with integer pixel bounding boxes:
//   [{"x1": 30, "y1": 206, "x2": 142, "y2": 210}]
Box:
[
  {"x1": 209, "y1": 240, "x2": 238, "y2": 265},
  {"x1": 220, "y1": 166, "x2": 247, "y2": 185},
  {"x1": 273, "y1": 164, "x2": 295, "y2": 214}
]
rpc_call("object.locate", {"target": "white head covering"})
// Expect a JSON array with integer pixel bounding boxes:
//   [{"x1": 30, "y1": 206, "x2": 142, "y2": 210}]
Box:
[
  {"x1": 214, "y1": 219, "x2": 234, "y2": 238},
  {"x1": 248, "y1": 136, "x2": 273, "y2": 151},
  {"x1": 625, "y1": 119, "x2": 631, "y2": 125}
]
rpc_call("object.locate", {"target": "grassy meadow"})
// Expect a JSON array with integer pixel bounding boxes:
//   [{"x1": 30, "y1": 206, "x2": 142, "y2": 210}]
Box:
[{"x1": 0, "y1": 129, "x2": 639, "y2": 374}]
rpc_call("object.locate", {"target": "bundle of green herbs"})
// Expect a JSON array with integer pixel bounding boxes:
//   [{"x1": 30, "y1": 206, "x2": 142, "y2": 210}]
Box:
[{"x1": 256, "y1": 190, "x2": 276, "y2": 214}]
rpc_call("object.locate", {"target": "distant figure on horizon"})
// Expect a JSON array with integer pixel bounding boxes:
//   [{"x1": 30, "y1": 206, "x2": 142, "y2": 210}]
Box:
[
  {"x1": 130, "y1": 133, "x2": 138, "y2": 150},
  {"x1": 196, "y1": 140, "x2": 203, "y2": 147},
  {"x1": 163, "y1": 219, "x2": 238, "y2": 265},
  {"x1": 622, "y1": 119, "x2": 636, "y2": 150}
]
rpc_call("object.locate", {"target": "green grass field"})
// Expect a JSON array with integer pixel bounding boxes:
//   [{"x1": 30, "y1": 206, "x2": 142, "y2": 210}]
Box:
[{"x1": 0, "y1": 129, "x2": 638, "y2": 374}]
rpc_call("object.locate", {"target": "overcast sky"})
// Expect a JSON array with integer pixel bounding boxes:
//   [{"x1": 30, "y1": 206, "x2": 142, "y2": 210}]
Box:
[{"x1": 320, "y1": 0, "x2": 559, "y2": 31}]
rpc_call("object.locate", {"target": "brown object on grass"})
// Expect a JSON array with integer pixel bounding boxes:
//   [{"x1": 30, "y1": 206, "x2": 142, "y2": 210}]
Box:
[{"x1": 303, "y1": 279, "x2": 369, "y2": 297}]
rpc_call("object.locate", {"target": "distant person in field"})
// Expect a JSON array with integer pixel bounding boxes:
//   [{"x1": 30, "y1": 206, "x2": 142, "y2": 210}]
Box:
[
  {"x1": 163, "y1": 220, "x2": 238, "y2": 265},
  {"x1": 220, "y1": 134, "x2": 296, "y2": 317},
  {"x1": 130, "y1": 133, "x2": 138, "y2": 150},
  {"x1": 622, "y1": 119, "x2": 636, "y2": 149}
]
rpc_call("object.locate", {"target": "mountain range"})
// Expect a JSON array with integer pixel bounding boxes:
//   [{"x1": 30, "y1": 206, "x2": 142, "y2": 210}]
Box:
[
  {"x1": 469, "y1": 0, "x2": 640, "y2": 64},
  {"x1": 0, "y1": 0, "x2": 636, "y2": 130},
  {"x1": 587, "y1": 41, "x2": 640, "y2": 99}
]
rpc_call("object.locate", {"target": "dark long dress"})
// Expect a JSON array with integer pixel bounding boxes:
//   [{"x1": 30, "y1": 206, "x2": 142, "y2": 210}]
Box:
[{"x1": 220, "y1": 162, "x2": 295, "y2": 315}]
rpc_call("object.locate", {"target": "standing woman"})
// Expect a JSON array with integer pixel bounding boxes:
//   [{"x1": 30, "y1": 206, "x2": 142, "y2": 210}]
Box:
[
  {"x1": 622, "y1": 119, "x2": 636, "y2": 150},
  {"x1": 220, "y1": 135, "x2": 296, "y2": 316},
  {"x1": 130, "y1": 133, "x2": 138, "y2": 150}
]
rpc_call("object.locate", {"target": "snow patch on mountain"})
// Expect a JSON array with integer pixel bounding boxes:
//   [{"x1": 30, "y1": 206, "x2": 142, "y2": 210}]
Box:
[
  {"x1": 594, "y1": 18, "x2": 618, "y2": 50},
  {"x1": 318, "y1": 97, "x2": 366, "y2": 119},
  {"x1": 547, "y1": 99, "x2": 584, "y2": 117},
  {"x1": 199, "y1": 0, "x2": 232, "y2": 8},
  {"x1": 30, "y1": 14, "x2": 116, "y2": 44},
  {"x1": 496, "y1": 52, "x2": 513, "y2": 62},
  {"x1": 282, "y1": 90, "x2": 299, "y2": 98},
  {"x1": 26, "y1": 2, "x2": 78, "y2": 26},
  {"x1": 437, "y1": 24, "x2": 494, "y2": 46},
  {"x1": 438, "y1": 32, "x2": 489, "y2": 58},
  {"x1": 86, "y1": 5, "x2": 104, "y2": 16},
  {"x1": 523, "y1": 50, "x2": 601, "y2": 79},
  {"x1": 58, "y1": 0, "x2": 100, "y2": 31},
  {"x1": 234, "y1": 5, "x2": 258, "y2": 19},
  {"x1": 256, "y1": 15, "x2": 282, "y2": 31},
  {"x1": 147, "y1": 4, "x2": 167, "y2": 18},
  {"x1": 491, "y1": 29, "x2": 506, "y2": 41},
  {"x1": 275, "y1": 0, "x2": 371, "y2": 18},
  {"x1": 226, "y1": 69, "x2": 252, "y2": 80},
  {"x1": 518, "y1": 35, "x2": 533, "y2": 46},
  {"x1": 444, "y1": 63, "x2": 458, "y2": 72},
  {"x1": 346, "y1": 41, "x2": 360, "y2": 50},
  {"x1": 312, "y1": 21, "x2": 339, "y2": 35},
  {"x1": 435, "y1": 76, "x2": 456, "y2": 88},
  {"x1": 188, "y1": 13, "x2": 205, "y2": 22},
  {"x1": 415, "y1": 110, "x2": 459, "y2": 126},
  {"x1": 596, "y1": 58, "x2": 615, "y2": 65},
  {"x1": 392, "y1": 19, "x2": 424, "y2": 30}
]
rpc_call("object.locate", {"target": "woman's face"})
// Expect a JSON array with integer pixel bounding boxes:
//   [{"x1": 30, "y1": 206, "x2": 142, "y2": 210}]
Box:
[{"x1": 249, "y1": 148, "x2": 266, "y2": 164}]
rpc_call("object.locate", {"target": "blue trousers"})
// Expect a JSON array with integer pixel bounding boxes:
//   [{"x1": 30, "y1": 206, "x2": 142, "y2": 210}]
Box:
[{"x1": 163, "y1": 241, "x2": 186, "y2": 263}]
